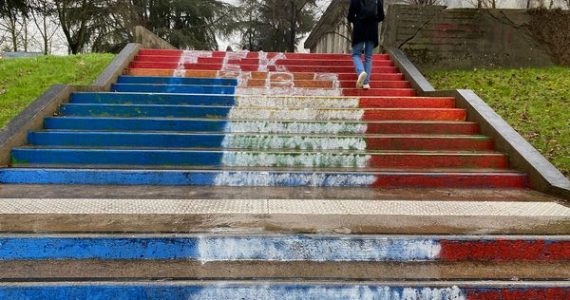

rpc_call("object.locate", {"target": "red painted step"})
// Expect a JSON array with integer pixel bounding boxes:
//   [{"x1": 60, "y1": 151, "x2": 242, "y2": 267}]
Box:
[
  {"x1": 365, "y1": 121, "x2": 479, "y2": 135},
  {"x1": 128, "y1": 62, "x2": 400, "y2": 74},
  {"x1": 363, "y1": 108, "x2": 467, "y2": 121},
  {"x1": 440, "y1": 239, "x2": 570, "y2": 261},
  {"x1": 371, "y1": 171, "x2": 528, "y2": 188},
  {"x1": 365, "y1": 135, "x2": 493, "y2": 151},
  {"x1": 137, "y1": 49, "x2": 392, "y2": 60},
  {"x1": 359, "y1": 97, "x2": 455, "y2": 108},
  {"x1": 244, "y1": 80, "x2": 410, "y2": 89},
  {"x1": 343, "y1": 89, "x2": 416, "y2": 97},
  {"x1": 133, "y1": 55, "x2": 394, "y2": 66},
  {"x1": 339, "y1": 81, "x2": 411, "y2": 89},
  {"x1": 368, "y1": 152, "x2": 508, "y2": 169},
  {"x1": 126, "y1": 68, "x2": 407, "y2": 81}
]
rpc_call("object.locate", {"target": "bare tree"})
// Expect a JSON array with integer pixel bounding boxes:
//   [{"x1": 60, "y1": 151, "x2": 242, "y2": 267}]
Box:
[{"x1": 30, "y1": 0, "x2": 60, "y2": 54}]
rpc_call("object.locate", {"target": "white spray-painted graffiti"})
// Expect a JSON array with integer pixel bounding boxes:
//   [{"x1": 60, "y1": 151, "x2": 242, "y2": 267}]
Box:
[{"x1": 173, "y1": 50, "x2": 212, "y2": 77}]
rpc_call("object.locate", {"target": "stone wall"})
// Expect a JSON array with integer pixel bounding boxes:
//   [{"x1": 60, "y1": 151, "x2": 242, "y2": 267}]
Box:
[
  {"x1": 134, "y1": 26, "x2": 176, "y2": 50},
  {"x1": 381, "y1": 5, "x2": 558, "y2": 70}
]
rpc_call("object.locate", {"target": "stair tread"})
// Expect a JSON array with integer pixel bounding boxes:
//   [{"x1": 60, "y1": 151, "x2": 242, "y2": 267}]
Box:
[
  {"x1": 34, "y1": 130, "x2": 488, "y2": 139},
  {"x1": 47, "y1": 116, "x2": 476, "y2": 124},
  {"x1": 15, "y1": 145, "x2": 502, "y2": 155},
  {"x1": 6, "y1": 165, "x2": 522, "y2": 173},
  {"x1": 63, "y1": 103, "x2": 463, "y2": 110}
]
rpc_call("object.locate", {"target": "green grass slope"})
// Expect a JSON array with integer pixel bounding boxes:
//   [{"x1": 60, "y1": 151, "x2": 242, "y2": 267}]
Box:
[
  {"x1": 427, "y1": 67, "x2": 570, "y2": 177},
  {"x1": 0, "y1": 54, "x2": 115, "y2": 129}
]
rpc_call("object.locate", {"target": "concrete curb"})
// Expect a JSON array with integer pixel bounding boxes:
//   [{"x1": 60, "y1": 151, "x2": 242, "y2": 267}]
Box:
[
  {"x1": 387, "y1": 47, "x2": 570, "y2": 200},
  {"x1": 0, "y1": 43, "x2": 142, "y2": 167},
  {"x1": 92, "y1": 43, "x2": 141, "y2": 90}
]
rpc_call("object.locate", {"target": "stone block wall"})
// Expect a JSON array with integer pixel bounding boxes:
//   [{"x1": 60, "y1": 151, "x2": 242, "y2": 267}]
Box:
[{"x1": 381, "y1": 5, "x2": 558, "y2": 70}]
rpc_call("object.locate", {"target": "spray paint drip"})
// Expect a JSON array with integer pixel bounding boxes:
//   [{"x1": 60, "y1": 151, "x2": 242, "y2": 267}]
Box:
[
  {"x1": 225, "y1": 121, "x2": 367, "y2": 134},
  {"x1": 235, "y1": 95, "x2": 360, "y2": 109},
  {"x1": 222, "y1": 135, "x2": 367, "y2": 150}
]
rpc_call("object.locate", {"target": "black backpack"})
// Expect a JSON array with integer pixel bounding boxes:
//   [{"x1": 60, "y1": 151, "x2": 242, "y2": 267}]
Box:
[{"x1": 359, "y1": 0, "x2": 378, "y2": 20}]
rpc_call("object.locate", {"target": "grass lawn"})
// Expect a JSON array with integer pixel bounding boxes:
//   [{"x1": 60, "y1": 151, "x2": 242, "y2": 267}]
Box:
[
  {"x1": 0, "y1": 54, "x2": 115, "y2": 129},
  {"x1": 426, "y1": 67, "x2": 570, "y2": 177}
]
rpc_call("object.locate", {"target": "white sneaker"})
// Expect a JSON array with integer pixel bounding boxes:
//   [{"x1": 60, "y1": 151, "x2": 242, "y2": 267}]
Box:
[
  {"x1": 356, "y1": 72, "x2": 367, "y2": 88},
  {"x1": 362, "y1": 83, "x2": 370, "y2": 90}
]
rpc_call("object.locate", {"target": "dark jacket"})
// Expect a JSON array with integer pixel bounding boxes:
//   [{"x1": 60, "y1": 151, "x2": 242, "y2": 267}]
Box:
[{"x1": 347, "y1": 0, "x2": 384, "y2": 47}]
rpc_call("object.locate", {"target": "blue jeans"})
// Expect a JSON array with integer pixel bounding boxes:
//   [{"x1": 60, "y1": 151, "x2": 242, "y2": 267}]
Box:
[{"x1": 352, "y1": 41, "x2": 374, "y2": 84}]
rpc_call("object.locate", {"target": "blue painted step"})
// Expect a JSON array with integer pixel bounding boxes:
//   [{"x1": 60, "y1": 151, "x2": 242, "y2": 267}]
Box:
[
  {"x1": 44, "y1": 117, "x2": 229, "y2": 132},
  {"x1": 0, "y1": 168, "x2": 526, "y2": 186},
  {"x1": 71, "y1": 92, "x2": 235, "y2": 106},
  {"x1": 28, "y1": 131, "x2": 226, "y2": 148},
  {"x1": 60, "y1": 104, "x2": 231, "y2": 118},
  {"x1": 111, "y1": 83, "x2": 235, "y2": 94},
  {"x1": 116, "y1": 75, "x2": 237, "y2": 86},
  {"x1": 3, "y1": 282, "x2": 567, "y2": 300}
]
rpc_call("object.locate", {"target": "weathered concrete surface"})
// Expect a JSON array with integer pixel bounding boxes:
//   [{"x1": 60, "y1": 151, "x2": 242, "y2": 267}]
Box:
[
  {"x1": 1, "y1": 261, "x2": 568, "y2": 280},
  {"x1": 0, "y1": 185, "x2": 563, "y2": 202},
  {"x1": 134, "y1": 26, "x2": 176, "y2": 50},
  {"x1": 0, "y1": 197, "x2": 567, "y2": 234},
  {"x1": 92, "y1": 43, "x2": 141, "y2": 90},
  {"x1": 382, "y1": 5, "x2": 556, "y2": 70}
]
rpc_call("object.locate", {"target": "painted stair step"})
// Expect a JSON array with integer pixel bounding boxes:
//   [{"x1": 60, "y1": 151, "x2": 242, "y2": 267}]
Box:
[
  {"x1": 129, "y1": 61, "x2": 400, "y2": 73},
  {"x1": 0, "y1": 281, "x2": 567, "y2": 299},
  {"x1": 133, "y1": 55, "x2": 395, "y2": 66},
  {"x1": 342, "y1": 88, "x2": 416, "y2": 97},
  {"x1": 28, "y1": 131, "x2": 494, "y2": 151},
  {"x1": 0, "y1": 234, "x2": 567, "y2": 262},
  {"x1": 126, "y1": 68, "x2": 407, "y2": 81},
  {"x1": 11, "y1": 148, "x2": 508, "y2": 169},
  {"x1": 44, "y1": 118, "x2": 480, "y2": 135},
  {"x1": 0, "y1": 168, "x2": 528, "y2": 187},
  {"x1": 71, "y1": 92, "x2": 454, "y2": 108},
  {"x1": 111, "y1": 83, "x2": 236, "y2": 94},
  {"x1": 115, "y1": 76, "x2": 237, "y2": 86},
  {"x1": 0, "y1": 234, "x2": 567, "y2": 280},
  {"x1": 137, "y1": 48, "x2": 392, "y2": 60},
  {"x1": 59, "y1": 104, "x2": 467, "y2": 121},
  {"x1": 117, "y1": 75, "x2": 412, "y2": 89},
  {"x1": 111, "y1": 83, "x2": 415, "y2": 97}
]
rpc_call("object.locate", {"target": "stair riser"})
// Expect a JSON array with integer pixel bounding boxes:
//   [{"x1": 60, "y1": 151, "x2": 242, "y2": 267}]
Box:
[
  {"x1": 0, "y1": 236, "x2": 567, "y2": 261},
  {"x1": 133, "y1": 55, "x2": 395, "y2": 66},
  {"x1": 116, "y1": 76, "x2": 411, "y2": 89},
  {"x1": 59, "y1": 105, "x2": 465, "y2": 121},
  {"x1": 2, "y1": 284, "x2": 567, "y2": 300},
  {"x1": 12, "y1": 150, "x2": 507, "y2": 169},
  {"x1": 110, "y1": 84, "x2": 416, "y2": 97},
  {"x1": 28, "y1": 132, "x2": 494, "y2": 151},
  {"x1": 71, "y1": 93, "x2": 453, "y2": 108},
  {"x1": 126, "y1": 68, "x2": 407, "y2": 81},
  {"x1": 116, "y1": 76, "x2": 237, "y2": 86},
  {"x1": 44, "y1": 118, "x2": 479, "y2": 135},
  {"x1": 0, "y1": 169, "x2": 529, "y2": 188},
  {"x1": 111, "y1": 84, "x2": 236, "y2": 95},
  {"x1": 137, "y1": 49, "x2": 392, "y2": 60},
  {"x1": 129, "y1": 62, "x2": 400, "y2": 73}
]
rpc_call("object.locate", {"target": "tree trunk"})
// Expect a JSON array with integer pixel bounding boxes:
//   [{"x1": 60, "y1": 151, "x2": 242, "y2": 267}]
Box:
[
  {"x1": 9, "y1": 15, "x2": 18, "y2": 52},
  {"x1": 288, "y1": 1, "x2": 296, "y2": 52}
]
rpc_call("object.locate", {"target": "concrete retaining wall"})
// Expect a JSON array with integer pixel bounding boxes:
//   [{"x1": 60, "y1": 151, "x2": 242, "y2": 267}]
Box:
[{"x1": 382, "y1": 5, "x2": 558, "y2": 70}]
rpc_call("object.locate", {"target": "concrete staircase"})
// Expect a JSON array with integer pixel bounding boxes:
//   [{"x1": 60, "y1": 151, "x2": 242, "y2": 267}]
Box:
[
  {"x1": 1, "y1": 49, "x2": 529, "y2": 187},
  {"x1": 0, "y1": 49, "x2": 568, "y2": 298}
]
